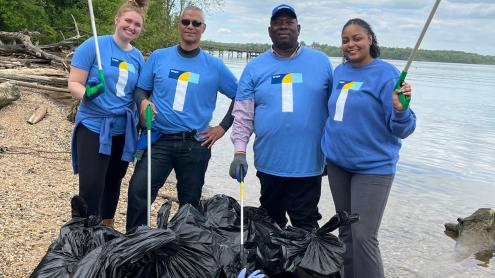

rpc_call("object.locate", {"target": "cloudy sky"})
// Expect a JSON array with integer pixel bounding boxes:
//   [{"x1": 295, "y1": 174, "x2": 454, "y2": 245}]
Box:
[{"x1": 201, "y1": 0, "x2": 495, "y2": 56}]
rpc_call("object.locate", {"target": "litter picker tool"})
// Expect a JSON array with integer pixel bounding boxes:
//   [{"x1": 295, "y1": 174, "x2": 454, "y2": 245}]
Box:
[
  {"x1": 87, "y1": 0, "x2": 106, "y2": 93},
  {"x1": 239, "y1": 167, "x2": 247, "y2": 267},
  {"x1": 145, "y1": 104, "x2": 153, "y2": 226},
  {"x1": 396, "y1": 0, "x2": 441, "y2": 109}
]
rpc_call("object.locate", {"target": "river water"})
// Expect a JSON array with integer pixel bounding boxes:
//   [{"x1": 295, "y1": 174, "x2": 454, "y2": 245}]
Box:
[{"x1": 202, "y1": 55, "x2": 495, "y2": 277}]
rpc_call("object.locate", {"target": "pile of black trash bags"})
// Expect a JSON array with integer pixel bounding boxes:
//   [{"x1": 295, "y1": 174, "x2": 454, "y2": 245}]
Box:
[{"x1": 31, "y1": 194, "x2": 359, "y2": 278}]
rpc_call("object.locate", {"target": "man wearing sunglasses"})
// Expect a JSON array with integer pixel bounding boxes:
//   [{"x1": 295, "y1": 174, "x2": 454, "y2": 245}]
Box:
[
  {"x1": 229, "y1": 4, "x2": 333, "y2": 231},
  {"x1": 126, "y1": 5, "x2": 238, "y2": 232}
]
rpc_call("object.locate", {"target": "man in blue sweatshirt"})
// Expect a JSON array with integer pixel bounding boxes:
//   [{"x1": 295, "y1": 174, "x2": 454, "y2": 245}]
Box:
[
  {"x1": 229, "y1": 4, "x2": 333, "y2": 231},
  {"x1": 126, "y1": 5, "x2": 237, "y2": 232}
]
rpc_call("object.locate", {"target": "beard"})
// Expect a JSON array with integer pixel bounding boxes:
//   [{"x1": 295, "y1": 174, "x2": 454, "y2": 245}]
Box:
[{"x1": 273, "y1": 39, "x2": 298, "y2": 51}]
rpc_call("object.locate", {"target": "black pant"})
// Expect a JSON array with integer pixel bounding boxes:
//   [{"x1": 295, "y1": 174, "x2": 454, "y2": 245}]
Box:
[
  {"x1": 257, "y1": 171, "x2": 322, "y2": 231},
  {"x1": 126, "y1": 134, "x2": 211, "y2": 232},
  {"x1": 76, "y1": 124, "x2": 129, "y2": 219}
]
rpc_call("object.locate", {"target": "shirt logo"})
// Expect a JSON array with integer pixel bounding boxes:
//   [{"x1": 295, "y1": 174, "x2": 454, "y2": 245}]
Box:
[
  {"x1": 271, "y1": 73, "x2": 303, "y2": 112},
  {"x1": 334, "y1": 80, "x2": 363, "y2": 122},
  {"x1": 169, "y1": 69, "x2": 200, "y2": 112},
  {"x1": 111, "y1": 58, "x2": 135, "y2": 97}
]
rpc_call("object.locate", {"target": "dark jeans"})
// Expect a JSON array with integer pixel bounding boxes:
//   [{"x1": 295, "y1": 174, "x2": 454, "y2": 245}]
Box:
[
  {"x1": 257, "y1": 171, "x2": 322, "y2": 231},
  {"x1": 126, "y1": 134, "x2": 211, "y2": 232},
  {"x1": 326, "y1": 161, "x2": 394, "y2": 278},
  {"x1": 76, "y1": 124, "x2": 129, "y2": 219}
]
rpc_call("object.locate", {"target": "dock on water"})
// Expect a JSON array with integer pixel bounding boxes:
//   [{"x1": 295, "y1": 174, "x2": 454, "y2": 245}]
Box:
[{"x1": 201, "y1": 41, "x2": 267, "y2": 59}]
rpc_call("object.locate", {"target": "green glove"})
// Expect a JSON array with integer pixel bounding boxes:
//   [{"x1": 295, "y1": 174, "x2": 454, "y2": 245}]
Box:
[{"x1": 84, "y1": 77, "x2": 105, "y2": 101}]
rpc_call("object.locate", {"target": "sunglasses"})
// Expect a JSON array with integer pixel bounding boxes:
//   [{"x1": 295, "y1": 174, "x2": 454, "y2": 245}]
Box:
[{"x1": 180, "y1": 19, "x2": 202, "y2": 28}]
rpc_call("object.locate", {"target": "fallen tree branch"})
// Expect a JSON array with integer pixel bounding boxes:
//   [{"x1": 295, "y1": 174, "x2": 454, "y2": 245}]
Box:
[
  {"x1": 0, "y1": 72, "x2": 67, "y2": 87},
  {"x1": 0, "y1": 44, "x2": 27, "y2": 56},
  {"x1": 0, "y1": 57, "x2": 51, "y2": 69},
  {"x1": 0, "y1": 31, "x2": 68, "y2": 70},
  {"x1": 7, "y1": 80, "x2": 69, "y2": 93}
]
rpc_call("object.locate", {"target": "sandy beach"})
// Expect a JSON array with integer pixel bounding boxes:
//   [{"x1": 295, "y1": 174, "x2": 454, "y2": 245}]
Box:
[{"x1": 0, "y1": 86, "x2": 178, "y2": 277}]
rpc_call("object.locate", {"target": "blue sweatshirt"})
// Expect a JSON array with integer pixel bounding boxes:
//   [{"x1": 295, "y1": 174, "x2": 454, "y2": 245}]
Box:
[
  {"x1": 234, "y1": 47, "x2": 333, "y2": 177},
  {"x1": 321, "y1": 59, "x2": 416, "y2": 174}
]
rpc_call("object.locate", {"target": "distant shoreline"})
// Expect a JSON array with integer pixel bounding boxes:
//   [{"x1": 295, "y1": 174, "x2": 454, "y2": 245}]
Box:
[{"x1": 203, "y1": 40, "x2": 495, "y2": 65}]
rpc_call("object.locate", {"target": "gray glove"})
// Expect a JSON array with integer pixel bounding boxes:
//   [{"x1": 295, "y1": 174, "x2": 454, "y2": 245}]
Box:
[{"x1": 229, "y1": 152, "x2": 248, "y2": 182}]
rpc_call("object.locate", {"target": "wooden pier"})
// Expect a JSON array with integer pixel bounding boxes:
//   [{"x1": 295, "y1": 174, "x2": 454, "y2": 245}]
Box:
[{"x1": 201, "y1": 41, "x2": 267, "y2": 59}]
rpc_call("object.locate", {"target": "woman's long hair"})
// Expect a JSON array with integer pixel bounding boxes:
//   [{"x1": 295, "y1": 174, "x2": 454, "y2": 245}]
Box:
[{"x1": 341, "y1": 18, "x2": 380, "y2": 63}]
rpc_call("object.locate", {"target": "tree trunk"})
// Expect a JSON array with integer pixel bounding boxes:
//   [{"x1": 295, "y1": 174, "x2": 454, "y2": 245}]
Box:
[
  {"x1": 0, "y1": 72, "x2": 67, "y2": 87},
  {"x1": 0, "y1": 31, "x2": 69, "y2": 70}
]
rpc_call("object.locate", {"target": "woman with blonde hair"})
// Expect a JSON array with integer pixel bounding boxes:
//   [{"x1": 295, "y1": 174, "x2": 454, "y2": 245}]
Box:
[{"x1": 68, "y1": 0, "x2": 148, "y2": 228}]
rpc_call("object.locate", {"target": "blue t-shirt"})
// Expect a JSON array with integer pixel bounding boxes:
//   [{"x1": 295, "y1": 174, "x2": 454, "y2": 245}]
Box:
[
  {"x1": 321, "y1": 59, "x2": 416, "y2": 174},
  {"x1": 137, "y1": 45, "x2": 237, "y2": 133},
  {"x1": 71, "y1": 35, "x2": 144, "y2": 135},
  {"x1": 236, "y1": 47, "x2": 333, "y2": 177}
]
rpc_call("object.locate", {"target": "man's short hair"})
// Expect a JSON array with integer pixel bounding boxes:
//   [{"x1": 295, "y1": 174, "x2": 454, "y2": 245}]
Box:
[{"x1": 181, "y1": 5, "x2": 204, "y2": 19}]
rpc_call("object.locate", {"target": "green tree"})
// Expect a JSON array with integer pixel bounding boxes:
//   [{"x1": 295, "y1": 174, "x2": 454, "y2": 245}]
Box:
[
  {"x1": 0, "y1": 0, "x2": 224, "y2": 51},
  {"x1": 0, "y1": 0, "x2": 55, "y2": 41}
]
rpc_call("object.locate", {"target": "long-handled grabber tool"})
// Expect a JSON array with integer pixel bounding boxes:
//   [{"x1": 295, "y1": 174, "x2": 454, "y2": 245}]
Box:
[
  {"x1": 87, "y1": 0, "x2": 106, "y2": 93},
  {"x1": 145, "y1": 104, "x2": 153, "y2": 226},
  {"x1": 239, "y1": 167, "x2": 247, "y2": 267},
  {"x1": 396, "y1": 0, "x2": 442, "y2": 109}
]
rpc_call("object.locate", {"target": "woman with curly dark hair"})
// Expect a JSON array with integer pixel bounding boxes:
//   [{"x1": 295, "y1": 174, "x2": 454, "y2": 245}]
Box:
[{"x1": 321, "y1": 18, "x2": 416, "y2": 278}]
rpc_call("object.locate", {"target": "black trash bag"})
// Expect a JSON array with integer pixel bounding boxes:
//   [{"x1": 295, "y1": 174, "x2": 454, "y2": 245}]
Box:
[
  {"x1": 157, "y1": 199, "x2": 234, "y2": 276},
  {"x1": 199, "y1": 195, "x2": 247, "y2": 278},
  {"x1": 167, "y1": 203, "x2": 235, "y2": 278},
  {"x1": 200, "y1": 195, "x2": 250, "y2": 277},
  {"x1": 157, "y1": 198, "x2": 173, "y2": 229},
  {"x1": 167, "y1": 203, "x2": 224, "y2": 243},
  {"x1": 30, "y1": 196, "x2": 122, "y2": 278},
  {"x1": 318, "y1": 210, "x2": 360, "y2": 236},
  {"x1": 73, "y1": 225, "x2": 220, "y2": 278},
  {"x1": 199, "y1": 194, "x2": 241, "y2": 237},
  {"x1": 242, "y1": 206, "x2": 284, "y2": 276},
  {"x1": 161, "y1": 196, "x2": 255, "y2": 278},
  {"x1": 75, "y1": 204, "x2": 227, "y2": 278},
  {"x1": 267, "y1": 210, "x2": 359, "y2": 278}
]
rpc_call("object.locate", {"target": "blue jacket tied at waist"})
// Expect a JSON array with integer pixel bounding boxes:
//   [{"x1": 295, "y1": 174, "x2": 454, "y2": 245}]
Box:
[{"x1": 71, "y1": 100, "x2": 138, "y2": 174}]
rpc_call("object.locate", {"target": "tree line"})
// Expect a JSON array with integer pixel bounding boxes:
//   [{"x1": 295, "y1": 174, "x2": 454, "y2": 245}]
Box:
[
  {"x1": 308, "y1": 42, "x2": 495, "y2": 65},
  {"x1": 0, "y1": 0, "x2": 222, "y2": 52},
  {"x1": 1, "y1": 0, "x2": 494, "y2": 65}
]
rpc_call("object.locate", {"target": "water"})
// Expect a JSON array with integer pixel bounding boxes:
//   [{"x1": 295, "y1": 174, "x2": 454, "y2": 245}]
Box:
[{"x1": 203, "y1": 56, "x2": 495, "y2": 277}]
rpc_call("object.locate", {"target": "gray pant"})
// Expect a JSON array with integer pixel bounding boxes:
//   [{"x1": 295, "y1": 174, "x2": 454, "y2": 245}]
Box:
[{"x1": 326, "y1": 162, "x2": 394, "y2": 278}]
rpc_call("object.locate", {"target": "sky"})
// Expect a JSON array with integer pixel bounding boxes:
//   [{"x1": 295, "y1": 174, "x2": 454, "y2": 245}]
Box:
[{"x1": 201, "y1": 0, "x2": 495, "y2": 56}]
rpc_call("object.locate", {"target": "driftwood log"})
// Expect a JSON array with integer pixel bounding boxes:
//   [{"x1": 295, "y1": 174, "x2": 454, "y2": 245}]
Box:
[
  {"x1": 0, "y1": 16, "x2": 80, "y2": 70},
  {"x1": 0, "y1": 31, "x2": 69, "y2": 69},
  {"x1": 6, "y1": 80, "x2": 68, "y2": 93},
  {"x1": 27, "y1": 105, "x2": 48, "y2": 124},
  {"x1": 0, "y1": 18, "x2": 82, "y2": 119},
  {"x1": 0, "y1": 72, "x2": 67, "y2": 87},
  {"x1": 0, "y1": 57, "x2": 50, "y2": 69}
]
